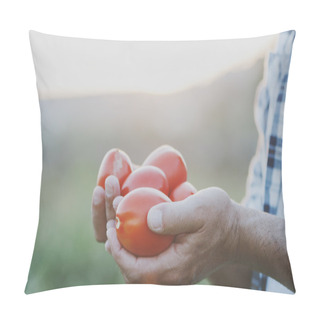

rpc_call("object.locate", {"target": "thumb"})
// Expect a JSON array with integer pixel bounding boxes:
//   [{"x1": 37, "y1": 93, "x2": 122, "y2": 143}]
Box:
[{"x1": 147, "y1": 198, "x2": 203, "y2": 235}]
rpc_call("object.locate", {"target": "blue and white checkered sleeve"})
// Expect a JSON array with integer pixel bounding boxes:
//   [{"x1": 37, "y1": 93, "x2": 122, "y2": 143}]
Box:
[
  {"x1": 262, "y1": 30, "x2": 295, "y2": 218},
  {"x1": 242, "y1": 30, "x2": 295, "y2": 291}
]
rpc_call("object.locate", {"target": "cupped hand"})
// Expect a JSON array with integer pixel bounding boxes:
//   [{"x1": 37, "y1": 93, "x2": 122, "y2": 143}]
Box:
[
  {"x1": 106, "y1": 187, "x2": 240, "y2": 284},
  {"x1": 91, "y1": 162, "x2": 140, "y2": 242},
  {"x1": 91, "y1": 175, "x2": 121, "y2": 242}
]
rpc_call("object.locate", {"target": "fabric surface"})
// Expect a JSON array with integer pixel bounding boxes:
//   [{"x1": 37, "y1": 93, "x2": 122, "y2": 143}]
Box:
[{"x1": 26, "y1": 30, "x2": 295, "y2": 294}]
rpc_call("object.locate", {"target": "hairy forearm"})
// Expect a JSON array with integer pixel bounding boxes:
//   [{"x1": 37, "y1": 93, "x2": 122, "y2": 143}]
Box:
[{"x1": 233, "y1": 201, "x2": 295, "y2": 292}]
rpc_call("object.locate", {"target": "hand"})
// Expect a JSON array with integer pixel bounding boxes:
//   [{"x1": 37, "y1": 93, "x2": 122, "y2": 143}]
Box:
[
  {"x1": 91, "y1": 175, "x2": 121, "y2": 242},
  {"x1": 106, "y1": 187, "x2": 240, "y2": 284},
  {"x1": 91, "y1": 159, "x2": 142, "y2": 242},
  {"x1": 92, "y1": 177, "x2": 294, "y2": 291}
]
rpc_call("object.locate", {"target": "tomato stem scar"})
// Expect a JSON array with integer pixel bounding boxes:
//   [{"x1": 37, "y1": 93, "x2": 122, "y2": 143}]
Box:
[{"x1": 116, "y1": 216, "x2": 120, "y2": 229}]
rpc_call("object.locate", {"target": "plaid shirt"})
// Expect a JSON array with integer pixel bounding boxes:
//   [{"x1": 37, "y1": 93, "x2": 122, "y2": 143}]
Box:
[{"x1": 242, "y1": 30, "x2": 295, "y2": 292}]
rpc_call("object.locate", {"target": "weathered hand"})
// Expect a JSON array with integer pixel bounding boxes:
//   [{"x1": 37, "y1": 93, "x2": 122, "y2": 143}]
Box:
[
  {"x1": 106, "y1": 187, "x2": 239, "y2": 284},
  {"x1": 92, "y1": 179, "x2": 294, "y2": 291}
]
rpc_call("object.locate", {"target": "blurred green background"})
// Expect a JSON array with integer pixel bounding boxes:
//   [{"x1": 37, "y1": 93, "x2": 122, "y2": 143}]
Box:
[{"x1": 25, "y1": 59, "x2": 264, "y2": 293}]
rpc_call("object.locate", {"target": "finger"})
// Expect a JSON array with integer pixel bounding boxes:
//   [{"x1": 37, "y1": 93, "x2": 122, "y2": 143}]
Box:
[
  {"x1": 105, "y1": 220, "x2": 115, "y2": 253},
  {"x1": 107, "y1": 227, "x2": 137, "y2": 268},
  {"x1": 91, "y1": 186, "x2": 107, "y2": 242},
  {"x1": 107, "y1": 225, "x2": 179, "y2": 284},
  {"x1": 147, "y1": 196, "x2": 203, "y2": 235},
  {"x1": 113, "y1": 195, "x2": 123, "y2": 212},
  {"x1": 105, "y1": 240, "x2": 111, "y2": 254},
  {"x1": 105, "y1": 175, "x2": 121, "y2": 221},
  {"x1": 107, "y1": 219, "x2": 116, "y2": 230}
]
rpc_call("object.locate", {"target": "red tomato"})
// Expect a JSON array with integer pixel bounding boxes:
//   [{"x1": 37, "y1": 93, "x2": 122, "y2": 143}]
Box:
[
  {"x1": 121, "y1": 165, "x2": 169, "y2": 196},
  {"x1": 116, "y1": 187, "x2": 174, "y2": 257},
  {"x1": 97, "y1": 148, "x2": 133, "y2": 189},
  {"x1": 169, "y1": 181, "x2": 197, "y2": 201},
  {"x1": 142, "y1": 145, "x2": 187, "y2": 193}
]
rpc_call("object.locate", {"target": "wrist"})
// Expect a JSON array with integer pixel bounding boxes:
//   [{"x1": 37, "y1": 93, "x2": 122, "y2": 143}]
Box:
[
  {"x1": 231, "y1": 201, "x2": 263, "y2": 268},
  {"x1": 231, "y1": 201, "x2": 250, "y2": 266},
  {"x1": 228, "y1": 200, "x2": 243, "y2": 264},
  {"x1": 219, "y1": 197, "x2": 243, "y2": 265}
]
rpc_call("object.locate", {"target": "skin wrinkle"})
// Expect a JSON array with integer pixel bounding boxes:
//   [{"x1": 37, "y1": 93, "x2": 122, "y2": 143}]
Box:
[
  {"x1": 206, "y1": 191, "x2": 237, "y2": 266},
  {"x1": 189, "y1": 194, "x2": 233, "y2": 282},
  {"x1": 230, "y1": 201, "x2": 242, "y2": 264},
  {"x1": 266, "y1": 219, "x2": 289, "y2": 283},
  {"x1": 223, "y1": 201, "x2": 239, "y2": 264},
  {"x1": 161, "y1": 238, "x2": 191, "y2": 284}
]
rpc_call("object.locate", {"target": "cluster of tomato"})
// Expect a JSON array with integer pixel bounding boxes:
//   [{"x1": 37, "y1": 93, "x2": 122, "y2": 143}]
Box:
[{"x1": 96, "y1": 145, "x2": 197, "y2": 257}]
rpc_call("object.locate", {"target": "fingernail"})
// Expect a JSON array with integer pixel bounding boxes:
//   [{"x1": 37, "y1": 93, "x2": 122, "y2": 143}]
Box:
[
  {"x1": 93, "y1": 188, "x2": 102, "y2": 206},
  {"x1": 105, "y1": 181, "x2": 113, "y2": 198},
  {"x1": 148, "y1": 209, "x2": 163, "y2": 231}
]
